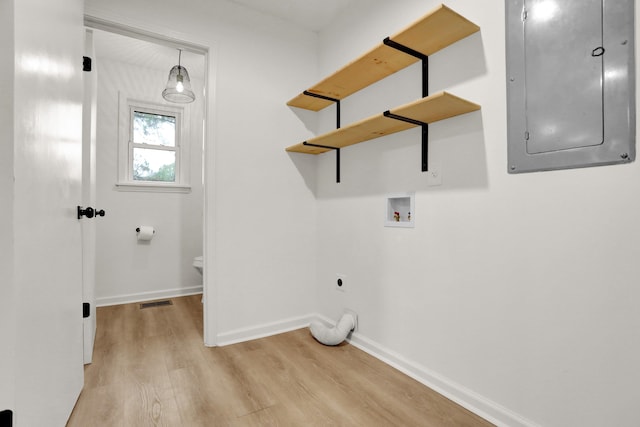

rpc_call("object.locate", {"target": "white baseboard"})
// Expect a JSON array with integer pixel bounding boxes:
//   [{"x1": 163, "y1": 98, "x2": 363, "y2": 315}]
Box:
[
  {"x1": 312, "y1": 313, "x2": 538, "y2": 427},
  {"x1": 95, "y1": 286, "x2": 203, "y2": 307},
  {"x1": 204, "y1": 312, "x2": 538, "y2": 427},
  {"x1": 216, "y1": 314, "x2": 315, "y2": 347}
]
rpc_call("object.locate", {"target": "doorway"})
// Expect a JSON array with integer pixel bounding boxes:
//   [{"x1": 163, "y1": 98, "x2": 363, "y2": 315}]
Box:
[{"x1": 83, "y1": 18, "x2": 210, "y2": 346}]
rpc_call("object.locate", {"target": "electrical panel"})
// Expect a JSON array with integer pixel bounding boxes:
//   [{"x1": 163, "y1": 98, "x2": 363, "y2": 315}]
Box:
[{"x1": 506, "y1": 0, "x2": 635, "y2": 173}]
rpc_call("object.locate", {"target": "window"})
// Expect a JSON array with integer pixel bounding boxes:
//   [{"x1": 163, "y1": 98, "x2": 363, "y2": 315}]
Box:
[
  {"x1": 117, "y1": 98, "x2": 191, "y2": 192},
  {"x1": 132, "y1": 110, "x2": 178, "y2": 182}
]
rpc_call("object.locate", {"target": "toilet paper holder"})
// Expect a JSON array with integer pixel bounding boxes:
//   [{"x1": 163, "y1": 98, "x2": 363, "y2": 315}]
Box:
[{"x1": 135, "y1": 227, "x2": 155, "y2": 233}]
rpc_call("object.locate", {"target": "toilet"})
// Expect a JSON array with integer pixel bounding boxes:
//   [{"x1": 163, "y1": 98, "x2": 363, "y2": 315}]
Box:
[{"x1": 193, "y1": 255, "x2": 203, "y2": 275}]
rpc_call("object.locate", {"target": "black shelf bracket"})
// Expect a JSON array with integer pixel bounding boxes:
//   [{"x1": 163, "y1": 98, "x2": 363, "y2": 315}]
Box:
[
  {"x1": 383, "y1": 111, "x2": 429, "y2": 172},
  {"x1": 303, "y1": 91, "x2": 342, "y2": 182},
  {"x1": 383, "y1": 37, "x2": 430, "y2": 172},
  {"x1": 303, "y1": 91, "x2": 341, "y2": 129},
  {"x1": 303, "y1": 142, "x2": 341, "y2": 183}
]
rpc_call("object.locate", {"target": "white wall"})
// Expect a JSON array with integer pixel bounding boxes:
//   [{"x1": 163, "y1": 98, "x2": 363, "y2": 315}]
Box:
[
  {"x1": 94, "y1": 57, "x2": 204, "y2": 305},
  {"x1": 85, "y1": 0, "x2": 319, "y2": 340},
  {"x1": 313, "y1": 1, "x2": 640, "y2": 426},
  {"x1": 83, "y1": 0, "x2": 640, "y2": 425}
]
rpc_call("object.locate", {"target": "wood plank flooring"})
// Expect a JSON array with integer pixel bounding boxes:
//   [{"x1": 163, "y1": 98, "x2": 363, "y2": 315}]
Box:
[{"x1": 67, "y1": 295, "x2": 493, "y2": 426}]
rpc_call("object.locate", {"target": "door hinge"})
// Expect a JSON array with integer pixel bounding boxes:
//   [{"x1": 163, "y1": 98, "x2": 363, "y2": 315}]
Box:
[
  {"x1": 0, "y1": 409, "x2": 13, "y2": 427},
  {"x1": 522, "y1": 8, "x2": 528, "y2": 22},
  {"x1": 525, "y1": 131, "x2": 530, "y2": 141},
  {"x1": 83, "y1": 302, "x2": 90, "y2": 318},
  {"x1": 83, "y1": 56, "x2": 92, "y2": 72}
]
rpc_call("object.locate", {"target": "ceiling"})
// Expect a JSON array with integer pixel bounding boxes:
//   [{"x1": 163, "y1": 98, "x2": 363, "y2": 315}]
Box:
[
  {"x1": 229, "y1": 0, "x2": 356, "y2": 32},
  {"x1": 92, "y1": 30, "x2": 206, "y2": 79},
  {"x1": 92, "y1": 0, "x2": 356, "y2": 75}
]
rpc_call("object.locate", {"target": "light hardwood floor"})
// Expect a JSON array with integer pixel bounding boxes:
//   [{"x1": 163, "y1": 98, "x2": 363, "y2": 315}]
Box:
[{"x1": 67, "y1": 295, "x2": 494, "y2": 426}]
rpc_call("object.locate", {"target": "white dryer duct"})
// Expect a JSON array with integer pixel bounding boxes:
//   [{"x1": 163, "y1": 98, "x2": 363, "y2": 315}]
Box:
[{"x1": 310, "y1": 312, "x2": 357, "y2": 346}]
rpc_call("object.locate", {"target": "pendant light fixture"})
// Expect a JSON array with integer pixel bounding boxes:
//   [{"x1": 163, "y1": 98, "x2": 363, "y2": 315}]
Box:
[{"x1": 162, "y1": 49, "x2": 195, "y2": 103}]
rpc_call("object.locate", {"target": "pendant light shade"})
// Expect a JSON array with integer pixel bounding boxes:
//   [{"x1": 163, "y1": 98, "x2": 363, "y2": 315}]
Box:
[{"x1": 162, "y1": 50, "x2": 195, "y2": 103}]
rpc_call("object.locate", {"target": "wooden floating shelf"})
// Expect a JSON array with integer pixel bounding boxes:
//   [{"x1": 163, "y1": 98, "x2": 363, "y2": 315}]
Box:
[
  {"x1": 287, "y1": 4, "x2": 480, "y2": 111},
  {"x1": 286, "y1": 92, "x2": 480, "y2": 154},
  {"x1": 285, "y1": 4, "x2": 481, "y2": 182}
]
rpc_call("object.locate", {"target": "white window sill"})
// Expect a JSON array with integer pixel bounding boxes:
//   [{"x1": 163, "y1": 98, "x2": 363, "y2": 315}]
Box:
[{"x1": 115, "y1": 182, "x2": 192, "y2": 193}]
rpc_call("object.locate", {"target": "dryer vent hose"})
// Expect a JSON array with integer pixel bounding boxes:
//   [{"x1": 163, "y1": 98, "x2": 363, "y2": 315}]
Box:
[{"x1": 310, "y1": 313, "x2": 356, "y2": 346}]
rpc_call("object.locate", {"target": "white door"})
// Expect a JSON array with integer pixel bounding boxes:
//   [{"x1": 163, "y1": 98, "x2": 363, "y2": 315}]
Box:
[
  {"x1": 10, "y1": 0, "x2": 86, "y2": 424},
  {"x1": 82, "y1": 29, "x2": 98, "y2": 365},
  {"x1": 0, "y1": 0, "x2": 16, "y2": 419}
]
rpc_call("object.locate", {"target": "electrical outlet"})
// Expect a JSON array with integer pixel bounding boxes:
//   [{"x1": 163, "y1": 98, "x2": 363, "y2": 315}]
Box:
[
  {"x1": 336, "y1": 273, "x2": 347, "y2": 292},
  {"x1": 427, "y1": 163, "x2": 442, "y2": 186}
]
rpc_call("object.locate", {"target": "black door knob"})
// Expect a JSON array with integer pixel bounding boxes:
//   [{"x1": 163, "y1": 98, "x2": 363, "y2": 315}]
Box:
[
  {"x1": 78, "y1": 206, "x2": 106, "y2": 219},
  {"x1": 77, "y1": 206, "x2": 94, "y2": 219}
]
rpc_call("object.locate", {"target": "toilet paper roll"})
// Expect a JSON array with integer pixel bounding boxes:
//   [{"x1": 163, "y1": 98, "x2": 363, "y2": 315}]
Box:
[{"x1": 137, "y1": 226, "x2": 155, "y2": 241}]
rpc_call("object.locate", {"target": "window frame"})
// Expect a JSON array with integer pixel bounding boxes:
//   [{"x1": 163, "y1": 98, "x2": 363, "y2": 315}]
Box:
[
  {"x1": 117, "y1": 96, "x2": 191, "y2": 193},
  {"x1": 130, "y1": 107, "x2": 180, "y2": 183}
]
